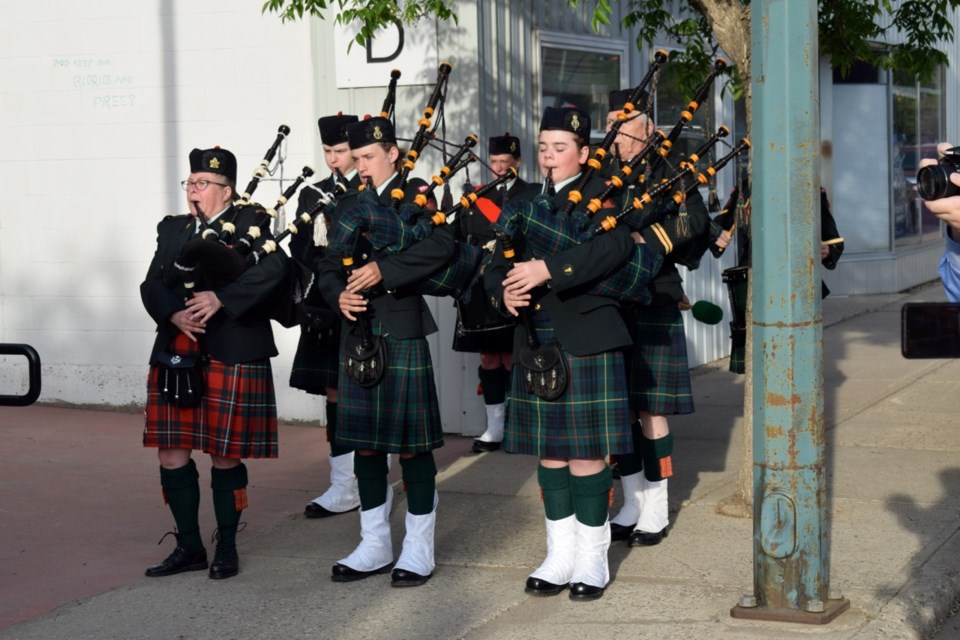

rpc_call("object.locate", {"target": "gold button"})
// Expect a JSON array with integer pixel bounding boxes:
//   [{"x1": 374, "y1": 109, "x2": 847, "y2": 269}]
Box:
[
  {"x1": 534, "y1": 303, "x2": 542, "y2": 311},
  {"x1": 562, "y1": 264, "x2": 574, "y2": 276}
]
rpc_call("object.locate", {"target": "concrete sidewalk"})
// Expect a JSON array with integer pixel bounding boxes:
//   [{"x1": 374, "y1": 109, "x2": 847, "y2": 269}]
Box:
[{"x1": 3, "y1": 282, "x2": 960, "y2": 640}]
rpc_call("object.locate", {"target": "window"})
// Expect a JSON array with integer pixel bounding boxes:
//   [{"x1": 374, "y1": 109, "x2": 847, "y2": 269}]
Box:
[
  {"x1": 892, "y1": 67, "x2": 944, "y2": 247},
  {"x1": 651, "y1": 57, "x2": 721, "y2": 169},
  {"x1": 537, "y1": 31, "x2": 628, "y2": 140}
]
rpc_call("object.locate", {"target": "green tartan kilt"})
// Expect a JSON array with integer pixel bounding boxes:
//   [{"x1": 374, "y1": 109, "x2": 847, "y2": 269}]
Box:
[
  {"x1": 335, "y1": 320, "x2": 444, "y2": 454},
  {"x1": 626, "y1": 303, "x2": 695, "y2": 415},
  {"x1": 504, "y1": 313, "x2": 632, "y2": 459},
  {"x1": 289, "y1": 322, "x2": 340, "y2": 395}
]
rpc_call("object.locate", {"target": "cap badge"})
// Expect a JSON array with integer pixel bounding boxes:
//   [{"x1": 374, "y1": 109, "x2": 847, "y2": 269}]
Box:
[
  {"x1": 510, "y1": 141, "x2": 517, "y2": 152},
  {"x1": 373, "y1": 126, "x2": 383, "y2": 140},
  {"x1": 208, "y1": 157, "x2": 220, "y2": 169},
  {"x1": 570, "y1": 114, "x2": 581, "y2": 131}
]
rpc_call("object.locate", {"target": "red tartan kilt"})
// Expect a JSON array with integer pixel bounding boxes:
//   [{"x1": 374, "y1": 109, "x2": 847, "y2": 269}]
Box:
[{"x1": 144, "y1": 334, "x2": 278, "y2": 459}]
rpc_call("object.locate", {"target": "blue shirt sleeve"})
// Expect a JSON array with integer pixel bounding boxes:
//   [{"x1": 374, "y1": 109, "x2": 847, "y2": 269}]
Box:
[{"x1": 938, "y1": 230, "x2": 960, "y2": 302}]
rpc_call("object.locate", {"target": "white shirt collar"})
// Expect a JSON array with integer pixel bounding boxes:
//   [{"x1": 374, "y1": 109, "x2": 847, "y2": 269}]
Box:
[
  {"x1": 552, "y1": 172, "x2": 581, "y2": 193},
  {"x1": 195, "y1": 204, "x2": 230, "y2": 233},
  {"x1": 376, "y1": 172, "x2": 400, "y2": 196}
]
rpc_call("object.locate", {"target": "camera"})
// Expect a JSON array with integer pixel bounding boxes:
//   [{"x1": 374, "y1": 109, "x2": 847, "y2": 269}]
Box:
[{"x1": 916, "y1": 146, "x2": 960, "y2": 200}]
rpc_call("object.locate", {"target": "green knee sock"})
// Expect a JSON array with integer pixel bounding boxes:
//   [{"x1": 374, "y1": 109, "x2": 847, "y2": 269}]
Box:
[
  {"x1": 570, "y1": 467, "x2": 613, "y2": 527},
  {"x1": 326, "y1": 401, "x2": 351, "y2": 457},
  {"x1": 640, "y1": 432, "x2": 674, "y2": 481},
  {"x1": 354, "y1": 452, "x2": 389, "y2": 510},
  {"x1": 160, "y1": 459, "x2": 203, "y2": 552},
  {"x1": 211, "y1": 463, "x2": 248, "y2": 547},
  {"x1": 400, "y1": 453, "x2": 437, "y2": 515},
  {"x1": 538, "y1": 465, "x2": 574, "y2": 521}
]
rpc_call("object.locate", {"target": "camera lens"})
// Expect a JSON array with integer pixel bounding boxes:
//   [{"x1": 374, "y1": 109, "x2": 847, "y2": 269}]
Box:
[{"x1": 918, "y1": 164, "x2": 960, "y2": 200}]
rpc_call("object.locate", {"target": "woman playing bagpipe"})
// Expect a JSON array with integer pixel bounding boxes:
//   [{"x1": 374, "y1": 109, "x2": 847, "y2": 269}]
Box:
[
  {"x1": 601, "y1": 86, "x2": 717, "y2": 550},
  {"x1": 484, "y1": 106, "x2": 672, "y2": 601},
  {"x1": 316, "y1": 115, "x2": 457, "y2": 588},
  {"x1": 289, "y1": 112, "x2": 363, "y2": 521},
  {"x1": 454, "y1": 133, "x2": 529, "y2": 453},
  {"x1": 140, "y1": 146, "x2": 287, "y2": 581}
]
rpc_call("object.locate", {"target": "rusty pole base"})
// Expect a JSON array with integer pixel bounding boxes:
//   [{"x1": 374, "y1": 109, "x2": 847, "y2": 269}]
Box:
[{"x1": 730, "y1": 598, "x2": 850, "y2": 625}]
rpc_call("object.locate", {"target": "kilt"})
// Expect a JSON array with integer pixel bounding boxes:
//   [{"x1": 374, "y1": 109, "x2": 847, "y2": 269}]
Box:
[
  {"x1": 626, "y1": 303, "x2": 695, "y2": 415},
  {"x1": 144, "y1": 334, "x2": 279, "y2": 459},
  {"x1": 336, "y1": 320, "x2": 444, "y2": 454},
  {"x1": 289, "y1": 322, "x2": 340, "y2": 395},
  {"x1": 504, "y1": 312, "x2": 632, "y2": 459}
]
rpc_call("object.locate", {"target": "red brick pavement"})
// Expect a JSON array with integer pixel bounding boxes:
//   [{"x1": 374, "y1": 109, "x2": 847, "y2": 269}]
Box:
[{"x1": 0, "y1": 405, "x2": 472, "y2": 630}]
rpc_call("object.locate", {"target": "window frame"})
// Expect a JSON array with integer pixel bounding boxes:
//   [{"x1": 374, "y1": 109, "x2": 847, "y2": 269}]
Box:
[{"x1": 535, "y1": 30, "x2": 630, "y2": 141}]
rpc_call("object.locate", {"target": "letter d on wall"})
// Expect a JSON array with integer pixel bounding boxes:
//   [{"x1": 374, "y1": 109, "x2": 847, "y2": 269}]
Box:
[
  {"x1": 333, "y1": 17, "x2": 438, "y2": 88},
  {"x1": 367, "y1": 19, "x2": 404, "y2": 63}
]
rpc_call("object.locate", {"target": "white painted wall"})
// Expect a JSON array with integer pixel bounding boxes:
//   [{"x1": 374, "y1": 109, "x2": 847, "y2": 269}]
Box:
[
  {"x1": 0, "y1": 0, "x2": 731, "y2": 429},
  {"x1": 0, "y1": 0, "x2": 324, "y2": 420}
]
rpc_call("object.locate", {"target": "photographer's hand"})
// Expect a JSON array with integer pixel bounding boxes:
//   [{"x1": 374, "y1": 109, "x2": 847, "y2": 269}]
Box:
[{"x1": 920, "y1": 143, "x2": 960, "y2": 233}]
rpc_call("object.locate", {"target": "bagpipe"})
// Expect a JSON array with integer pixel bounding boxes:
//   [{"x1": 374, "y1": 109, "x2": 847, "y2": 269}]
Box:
[
  {"x1": 328, "y1": 166, "x2": 519, "y2": 299},
  {"x1": 666, "y1": 136, "x2": 752, "y2": 269},
  {"x1": 225, "y1": 164, "x2": 315, "y2": 256},
  {"x1": 235, "y1": 124, "x2": 290, "y2": 207},
  {"x1": 390, "y1": 61, "x2": 453, "y2": 209},
  {"x1": 589, "y1": 58, "x2": 730, "y2": 235},
  {"x1": 167, "y1": 129, "x2": 322, "y2": 327},
  {"x1": 590, "y1": 127, "x2": 737, "y2": 238},
  {"x1": 499, "y1": 60, "x2": 726, "y2": 238},
  {"x1": 490, "y1": 61, "x2": 743, "y2": 305},
  {"x1": 380, "y1": 69, "x2": 401, "y2": 122},
  {"x1": 175, "y1": 164, "x2": 315, "y2": 287},
  {"x1": 560, "y1": 49, "x2": 669, "y2": 217},
  {"x1": 325, "y1": 62, "x2": 511, "y2": 301}
]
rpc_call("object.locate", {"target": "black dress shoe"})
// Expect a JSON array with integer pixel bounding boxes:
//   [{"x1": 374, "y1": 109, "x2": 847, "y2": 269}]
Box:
[
  {"x1": 569, "y1": 582, "x2": 605, "y2": 601},
  {"x1": 525, "y1": 576, "x2": 566, "y2": 596},
  {"x1": 304, "y1": 502, "x2": 360, "y2": 519},
  {"x1": 610, "y1": 522, "x2": 636, "y2": 542},
  {"x1": 145, "y1": 545, "x2": 208, "y2": 577},
  {"x1": 209, "y1": 543, "x2": 239, "y2": 579},
  {"x1": 391, "y1": 568, "x2": 432, "y2": 587},
  {"x1": 628, "y1": 528, "x2": 667, "y2": 547},
  {"x1": 331, "y1": 562, "x2": 392, "y2": 582},
  {"x1": 472, "y1": 439, "x2": 502, "y2": 453}
]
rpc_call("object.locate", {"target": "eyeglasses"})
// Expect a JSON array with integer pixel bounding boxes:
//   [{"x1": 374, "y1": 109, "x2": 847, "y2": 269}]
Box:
[{"x1": 180, "y1": 179, "x2": 228, "y2": 191}]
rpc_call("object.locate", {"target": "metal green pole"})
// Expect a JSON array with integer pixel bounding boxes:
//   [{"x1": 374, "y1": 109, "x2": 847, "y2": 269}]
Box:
[{"x1": 730, "y1": 0, "x2": 849, "y2": 624}]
